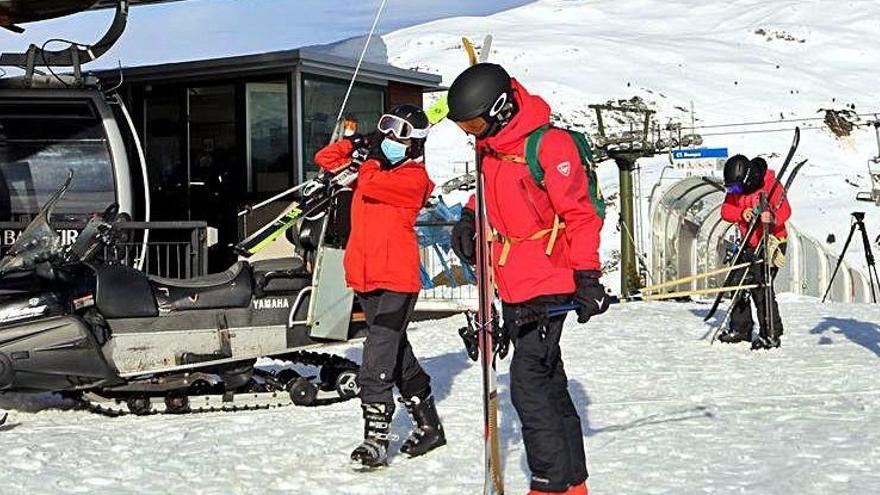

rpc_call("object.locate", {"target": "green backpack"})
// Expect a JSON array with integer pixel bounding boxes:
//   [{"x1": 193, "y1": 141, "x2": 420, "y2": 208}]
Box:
[{"x1": 524, "y1": 124, "x2": 606, "y2": 220}]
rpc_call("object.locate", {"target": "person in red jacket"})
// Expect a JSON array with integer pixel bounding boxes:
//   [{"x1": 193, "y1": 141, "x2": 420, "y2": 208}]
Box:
[
  {"x1": 718, "y1": 154, "x2": 791, "y2": 349},
  {"x1": 448, "y1": 63, "x2": 608, "y2": 495},
  {"x1": 313, "y1": 105, "x2": 445, "y2": 469}
]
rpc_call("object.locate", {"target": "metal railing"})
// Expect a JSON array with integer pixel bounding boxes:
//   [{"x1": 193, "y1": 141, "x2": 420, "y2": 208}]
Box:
[
  {"x1": 416, "y1": 220, "x2": 477, "y2": 310},
  {"x1": 0, "y1": 220, "x2": 209, "y2": 279}
]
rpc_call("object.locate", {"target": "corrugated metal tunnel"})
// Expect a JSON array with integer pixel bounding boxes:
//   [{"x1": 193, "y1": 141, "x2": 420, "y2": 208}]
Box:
[{"x1": 650, "y1": 176, "x2": 872, "y2": 303}]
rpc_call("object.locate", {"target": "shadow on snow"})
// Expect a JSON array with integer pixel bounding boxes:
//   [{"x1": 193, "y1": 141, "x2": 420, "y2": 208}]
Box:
[{"x1": 810, "y1": 316, "x2": 880, "y2": 357}]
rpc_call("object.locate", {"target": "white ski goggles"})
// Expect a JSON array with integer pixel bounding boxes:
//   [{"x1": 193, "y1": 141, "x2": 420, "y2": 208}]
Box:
[{"x1": 377, "y1": 114, "x2": 430, "y2": 140}]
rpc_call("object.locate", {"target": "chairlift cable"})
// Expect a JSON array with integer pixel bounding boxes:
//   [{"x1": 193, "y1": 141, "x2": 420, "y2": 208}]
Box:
[{"x1": 334, "y1": 0, "x2": 389, "y2": 128}]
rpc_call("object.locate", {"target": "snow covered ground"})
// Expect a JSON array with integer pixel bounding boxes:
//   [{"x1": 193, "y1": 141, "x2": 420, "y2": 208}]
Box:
[
  {"x1": 3, "y1": 2, "x2": 880, "y2": 494},
  {"x1": 2, "y1": 296, "x2": 880, "y2": 494}
]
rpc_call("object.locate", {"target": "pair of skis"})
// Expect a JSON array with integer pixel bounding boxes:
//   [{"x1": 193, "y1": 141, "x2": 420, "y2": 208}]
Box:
[
  {"x1": 705, "y1": 127, "x2": 807, "y2": 341},
  {"x1": 438, "y1": 35, "x2": 506, "y2": 495}
]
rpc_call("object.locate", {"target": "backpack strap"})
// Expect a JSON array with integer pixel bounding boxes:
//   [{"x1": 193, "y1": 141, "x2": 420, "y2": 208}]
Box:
[
  {"x1": 524, "y1": 125, "x2": 606, "y2": 220},
  {"x1": 524, "y1": 124, "x2": 552, "y2": 186},
  {"x1": 481, "y1": 145, "x2": 527, "y2": 164}
]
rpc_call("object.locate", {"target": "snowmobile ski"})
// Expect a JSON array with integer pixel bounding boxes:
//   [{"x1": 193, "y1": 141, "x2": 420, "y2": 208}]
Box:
[{"x1": 703, "y1": 127, "x2": 801, "y2": 322}]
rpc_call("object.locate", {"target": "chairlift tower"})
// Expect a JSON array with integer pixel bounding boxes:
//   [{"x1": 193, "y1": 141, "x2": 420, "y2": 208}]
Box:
[{"x1": 590, "y1": 102, "x2": 702, "y2": 296}]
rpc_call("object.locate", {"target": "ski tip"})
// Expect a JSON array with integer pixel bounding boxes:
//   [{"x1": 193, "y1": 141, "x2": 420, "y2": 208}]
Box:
[
  {"x1": 426, "y1": 94, "x2": 450, "y2": 125},
  {"x1": 0, "y1": 412, "x2": 7, "y2": 427}
]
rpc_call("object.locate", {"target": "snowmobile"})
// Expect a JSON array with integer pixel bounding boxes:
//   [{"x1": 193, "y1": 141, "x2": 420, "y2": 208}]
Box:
[{"x1": 0, "y1": 171, "x2": 364, "y2": 416}]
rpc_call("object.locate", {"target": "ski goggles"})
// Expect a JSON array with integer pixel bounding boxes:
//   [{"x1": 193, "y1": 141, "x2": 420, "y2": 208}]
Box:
[
  {"x1": 725, "y1": 183, "x2": 744, "y2": 194},
  {"x1": 377, "y1": 114, "x2": 430, "y2": 140}
]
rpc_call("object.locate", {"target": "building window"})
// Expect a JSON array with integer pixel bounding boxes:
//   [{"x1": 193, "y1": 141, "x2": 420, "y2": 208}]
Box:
[
  {"x1": 246, "y1": 81, "x2": 291, "y2": 193},
  {"x1": 301, "y1": 76, "x2": 384, "y2": 179},
  {"x1": 144, "y1": 86, "x2": 185, "y2": 221}
]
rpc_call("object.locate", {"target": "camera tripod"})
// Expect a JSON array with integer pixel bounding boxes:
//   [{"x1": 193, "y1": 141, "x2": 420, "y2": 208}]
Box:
[{"x1": 822, "y1": 212, "x2": 880, "y2": 303}]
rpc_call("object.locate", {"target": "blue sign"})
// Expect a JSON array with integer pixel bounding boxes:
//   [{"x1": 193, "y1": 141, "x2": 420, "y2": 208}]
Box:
[{"x1": 673, "y1": 148, "x2": 729, "y2": 160}]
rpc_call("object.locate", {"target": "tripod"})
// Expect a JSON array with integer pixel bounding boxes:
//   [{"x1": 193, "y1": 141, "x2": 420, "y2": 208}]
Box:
[{"x1": 822, "y1": 212, "x2": 880, "y2": 303}]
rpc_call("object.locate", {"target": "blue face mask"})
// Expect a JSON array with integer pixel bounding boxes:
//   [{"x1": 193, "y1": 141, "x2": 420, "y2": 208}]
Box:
[{"x1": 380, "y1": 138, "x2": 409, "y2": 164}]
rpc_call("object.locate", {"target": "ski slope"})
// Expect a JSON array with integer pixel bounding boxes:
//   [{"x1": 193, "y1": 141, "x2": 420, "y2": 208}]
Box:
[
  {"x1": 2, "y1": 297, "x2": 880, "y2": 494},
  {"x1": 385, "y1": 0, "x2": 880, "y2": 291}
]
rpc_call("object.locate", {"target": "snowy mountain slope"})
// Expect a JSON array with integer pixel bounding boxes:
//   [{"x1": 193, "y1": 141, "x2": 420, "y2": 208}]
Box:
[
  {"x1": 383, "y1": 0, "x2": 880, "y2": 289},
  {"x1": 2, "y1": 297, "x2": 879, "y2": 494}
]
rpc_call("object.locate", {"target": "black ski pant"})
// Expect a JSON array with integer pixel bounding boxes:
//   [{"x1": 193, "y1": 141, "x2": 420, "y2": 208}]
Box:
[
  {"x1": 357, "y1": 290, "x2": 431, "y2": 408},
  {"x1": 505, "y1": 296, "x2": 588, "y2": 493},
  {"x1": 729, "y1": 245, "x2": 786, "y2": 339}
]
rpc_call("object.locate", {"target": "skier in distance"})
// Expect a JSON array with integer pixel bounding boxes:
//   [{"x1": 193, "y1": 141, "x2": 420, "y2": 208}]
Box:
[{"x1": 718, "y1": 155, "x2": 791, "y2": 350}]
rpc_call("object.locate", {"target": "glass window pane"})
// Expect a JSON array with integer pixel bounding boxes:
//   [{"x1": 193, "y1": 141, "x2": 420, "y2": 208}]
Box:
[
  {"x1": 145, "y1": 87, "x2": 185, "y2": 221},
  {"x1": 247, "y1": 82, "x2": 290, "y2": 193},
  {"x1": 302, "y1": 76, "x2": 384, "y2": 179},
  {"x1": 0, "y1": 99, "x2": 116, "y2": 222}
]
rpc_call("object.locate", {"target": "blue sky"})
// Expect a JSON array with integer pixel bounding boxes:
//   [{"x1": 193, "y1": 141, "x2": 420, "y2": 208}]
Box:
[{"x1": 0, "y1": 0, "x2": 532, "y2": 69}]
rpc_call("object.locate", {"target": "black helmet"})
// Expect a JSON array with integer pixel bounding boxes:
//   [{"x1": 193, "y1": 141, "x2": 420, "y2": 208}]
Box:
[
  {"x1": 748, "y1": 157, "x2": 768, "y2": 187},
  {"x1": 723, "y1": 154, "x2": 765, "y2": 194},
  {"x1": 378, "y1": 104, "x2": 430, "y2": 158},
  {"x1": 447, "y1": 63, "x2": 518, "y2": 138}
]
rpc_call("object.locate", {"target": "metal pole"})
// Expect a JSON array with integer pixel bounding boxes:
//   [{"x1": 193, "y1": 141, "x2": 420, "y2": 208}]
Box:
[
  {"x1": 334, "y1": 0, "x2": 388, "y2": 127},
  {"x1": 822, "y1": 220, "x2": 857, "y2": 303},
  {"x1": 616, "y1": 157, "x2": 640, "y2": 296},
  {"x1": 855, "y1": 215, "x2": 878, "y2": 303}
]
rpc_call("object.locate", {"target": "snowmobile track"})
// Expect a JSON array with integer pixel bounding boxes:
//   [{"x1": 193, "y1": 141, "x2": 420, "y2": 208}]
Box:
[{"x1": 76, "y1": 351, "x2": 359, "y2": 417}]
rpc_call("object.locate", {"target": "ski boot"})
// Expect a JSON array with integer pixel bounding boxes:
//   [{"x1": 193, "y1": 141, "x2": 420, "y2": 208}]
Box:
[
  {"x1": 350, "y1": 403, "x2": 393, "y2": 470},
  {"x1": 399, "y1": 395, "x2": 446, "y2": 457},
  {"x1": 717, "y1": 328, "x2": 751, "y2": 344},
  {"x1": 750, "y1": 334, "x2": 781, "y2": 350}
]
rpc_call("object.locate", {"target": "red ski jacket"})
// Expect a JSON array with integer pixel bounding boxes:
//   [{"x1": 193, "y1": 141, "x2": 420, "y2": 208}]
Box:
[
  {"x1": 465, "y1": 79, "x2": 603, "y2": 304},
  {"x1": 720, "y1": 169, "x2": 791, "y2": 248},
  {"x1": 314, "y1": 139, "x2": 434, "y2": 294}
]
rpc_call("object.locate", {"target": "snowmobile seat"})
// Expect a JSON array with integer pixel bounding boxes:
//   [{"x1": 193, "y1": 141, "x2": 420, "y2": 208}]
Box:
[
  {"x1": 251, "y1": 257, "x2": 311, "y2": 294},
  {"x1": 150, "y1": 261, "x2": 253, "y2": 312},
  {"x1": 95, "y1": 264, "x2": 159, "y2": 318}
]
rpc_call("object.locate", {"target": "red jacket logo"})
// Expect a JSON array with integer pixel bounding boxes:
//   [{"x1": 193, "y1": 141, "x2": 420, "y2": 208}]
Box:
[{"x1": 556, "y1": 161, "x2": 571, "y2": 176}]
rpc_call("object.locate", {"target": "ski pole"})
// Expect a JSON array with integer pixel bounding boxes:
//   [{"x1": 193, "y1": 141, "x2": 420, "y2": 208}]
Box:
[
  {"x1": 534, "y1": 296, "x2": 623, "y2": 322},
  {"x1": 547, "y1": 302, "x2": 581, "y2": 318},
  {"x1": 331, "y1": 0, "x2": 388, "y2": 141}
]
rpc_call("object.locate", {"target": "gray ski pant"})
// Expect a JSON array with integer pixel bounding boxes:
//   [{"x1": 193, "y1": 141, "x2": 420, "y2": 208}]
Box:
[{"x1": 356, "y1": 290, "x2": 431, "y2": 407}]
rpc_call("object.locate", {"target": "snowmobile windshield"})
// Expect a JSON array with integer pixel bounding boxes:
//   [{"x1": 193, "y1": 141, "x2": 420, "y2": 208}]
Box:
[{"x1": 0, "y1": 171, "x2": 72, "y2": 275}]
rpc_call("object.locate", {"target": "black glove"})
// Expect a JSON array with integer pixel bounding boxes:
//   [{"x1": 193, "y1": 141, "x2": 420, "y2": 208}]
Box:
[
  {"x1": 451, "y1": 208, "x2": 476, "y2": 266},
  {"x1": 346, "y1": 134, "x2": 371, "y2": 164},
  {"x1": 573, "y1": 270, "x2": 610, "y2": 323}
]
